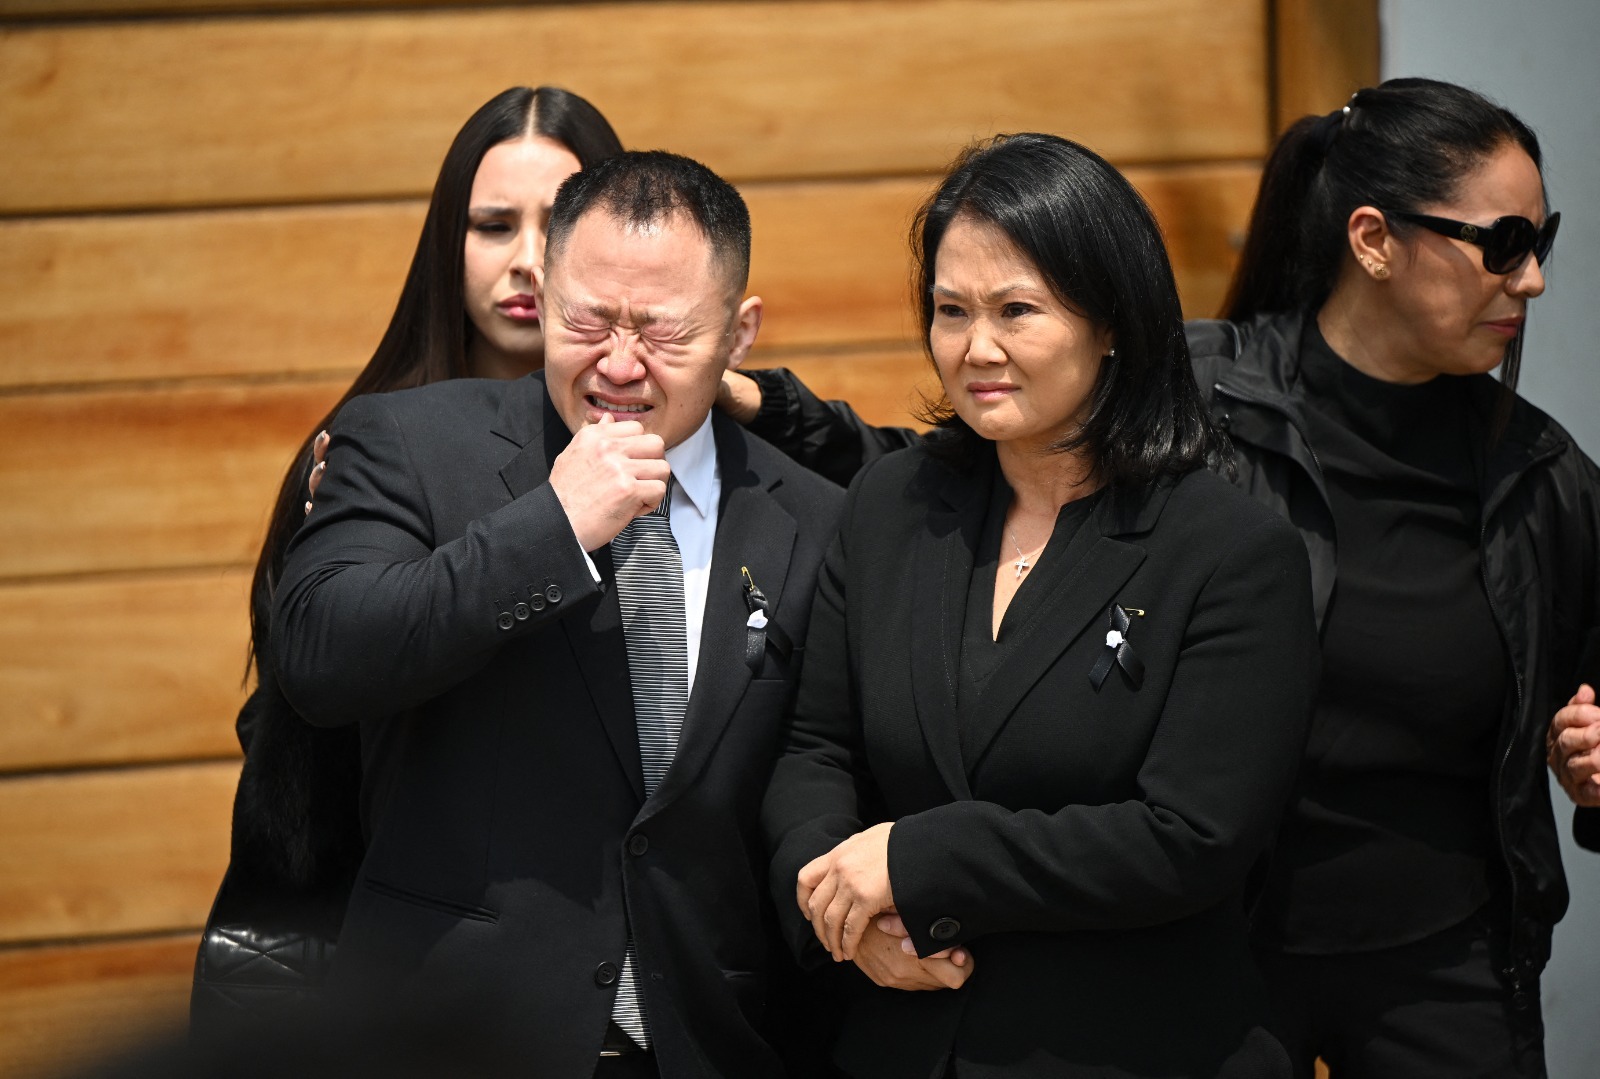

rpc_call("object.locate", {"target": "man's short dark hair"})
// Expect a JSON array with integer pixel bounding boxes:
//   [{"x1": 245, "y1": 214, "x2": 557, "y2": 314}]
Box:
[{"x1": 547, "y1": 150, "x2": 752, "y2": 292}]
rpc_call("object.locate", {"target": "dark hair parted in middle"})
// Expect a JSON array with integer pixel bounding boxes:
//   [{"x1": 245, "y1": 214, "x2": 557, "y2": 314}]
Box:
[
  {"x1": 547, "y1": 150, "x2": 753, "y2": 292},
  {"x1": 914, "y1": 132, "x2": 1229, "y2": 493},
  {"x1": 248, "y1": 85, "x2": 621, "y2": 684},
  {"x1": 367, "y1": 86, "x2": 624, "y2": 395}
]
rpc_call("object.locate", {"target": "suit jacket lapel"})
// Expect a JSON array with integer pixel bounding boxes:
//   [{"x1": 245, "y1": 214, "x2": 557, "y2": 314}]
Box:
[
  {"x1": 492, "y1": 375, "x2": 646, "y2": 804},
  {"x1": 909, "y1": 457, "x2": 991, "y2": 803},
  {"x1": 646, "y1": 415, "x2": 796, "y2": 814},
  {"x1": 492, "y1": 374, "x2": 567, "y2": 504},
  {"x1": 560, "y1": 545, "x2": 645, "y2": 804},
  {"x1": 961, "y1": 483, "x2": 1171, "y2": 771}
]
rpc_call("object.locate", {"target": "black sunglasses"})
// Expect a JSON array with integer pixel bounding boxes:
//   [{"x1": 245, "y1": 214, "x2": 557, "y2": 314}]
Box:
[{"x1": 1384, "y1": 209, "x2": 1561, "y2": 275}]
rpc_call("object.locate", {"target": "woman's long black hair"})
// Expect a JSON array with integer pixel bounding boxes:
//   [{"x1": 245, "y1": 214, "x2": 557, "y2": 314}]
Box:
[
  {"x1": 1222, "y1": 77, "x2": 1544, "y2": 399},
  {"x1": 247, "y1": 86, "x2": 622, "y2": 675},
  {"x1": 914, "y1": 132, "x2": 1229, "y2": 494}
]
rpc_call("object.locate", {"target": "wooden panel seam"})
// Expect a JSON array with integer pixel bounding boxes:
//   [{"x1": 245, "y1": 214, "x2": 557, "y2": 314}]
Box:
[
  {"x1": 0, "y1": 0, "x2": 1271, "y2": 212},
  {"x1": 0, "y1": 164, "x2": 1262, "y2": 389},
  {"x1": 0, "y1": 0, "x2": 549, "y2": 21},
  {"x1": 0, "y1": 931, "x2": 199, "y2": 1079},
  {"x1": 0, "y1": 760, "x2": 238, "y2": 944}
]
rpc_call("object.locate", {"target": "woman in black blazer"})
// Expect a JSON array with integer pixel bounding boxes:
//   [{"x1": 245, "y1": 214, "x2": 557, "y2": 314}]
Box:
[{"x1": 762, "y1": 134, "x2": 1321, "y2": 1078}]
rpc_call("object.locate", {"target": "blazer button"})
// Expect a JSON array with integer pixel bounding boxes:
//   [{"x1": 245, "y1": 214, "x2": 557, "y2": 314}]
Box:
[
  {"x1": 496, "y1": 612, "x2": 514, "y2": 631},
  {"x1": 513, "y1": 602, "x2": 531, "y2": 621},
  {"x1": 929, "y1": 917, "x2": 961, "y2": 942},
  {"x1": 628, "y1": 834, "x2": 649, "y2": 856},
  {"x1": 594, "y1": 962, "x2": 619, "y2": 986},
  {"x1": 545, "y1": 584, "x2": 563, "y2": 605},
  {"x1": 529, "y1": 592, "x2": 547, "y2": 612}
]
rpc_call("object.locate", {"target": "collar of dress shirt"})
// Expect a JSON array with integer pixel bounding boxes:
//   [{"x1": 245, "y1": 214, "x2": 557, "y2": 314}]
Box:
[{"x1": 663, "y1": 413, "x2": 718, "y2": 521}]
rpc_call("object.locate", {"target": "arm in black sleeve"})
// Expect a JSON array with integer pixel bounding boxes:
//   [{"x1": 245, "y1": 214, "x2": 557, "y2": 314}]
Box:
[
  {"x1": 739, "y1": 368, "x2": 922, "y2": 487},
  {"x1": 272, "y1": 393, "x2": 600, "y2": 727},
  {"x1": 1553, "y1": 447, "x2": 1600, "y2": 850},
  {"x1": 762, "y1": 475, "x2": 871, "y2": 965},
  {"x1": 1575, "y1": 806, "x2": 1600, "y2": 852}
]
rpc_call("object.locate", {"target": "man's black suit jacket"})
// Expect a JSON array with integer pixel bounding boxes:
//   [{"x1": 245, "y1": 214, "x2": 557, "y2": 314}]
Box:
[
  {"x1": 763, "y1": 443, "x2": 1320, "y2": 1079},
  {"x1": 273, "y1": 373, "x2": 842, "y2": 1078}
]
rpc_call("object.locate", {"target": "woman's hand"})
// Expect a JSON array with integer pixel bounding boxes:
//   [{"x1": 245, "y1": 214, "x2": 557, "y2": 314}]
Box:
[
  {"x1": 715, "y1": 370, "x2": 762, "y2": 425},
  {"x1": 874, "y1": 912, "x2": 969, "y2": 962},
  {"x1": 1548, "y1": 684, "x2": 1600, "y2": 807},
  {"x1": 797, "y1": 822, "x2": 895, "y2": 961},
  {"x1": 850, "y1": 916, "x2": 975, "y2": 992},
  {"x1": 304, "y1": 430, "x2": 330, "y2": 515}
]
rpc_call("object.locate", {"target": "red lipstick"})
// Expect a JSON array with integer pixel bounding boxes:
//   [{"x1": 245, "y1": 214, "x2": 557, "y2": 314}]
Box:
[{"x1": 498, "y1": 293, "x2": 541, "y2": 323}]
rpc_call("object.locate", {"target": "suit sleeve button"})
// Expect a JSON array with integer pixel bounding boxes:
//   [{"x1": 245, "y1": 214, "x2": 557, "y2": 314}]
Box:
[
  {"x1": 545, "y1": 584, "x2": 563, "y2": 604},
  {"x1": 929, "y1": 917, "x2": 961, "y2": 942},
  {"x1": 628, "y1": 834, "x2": 649, "y2": 856},
  {"x1": 513, "y1": 602, "x2": 530, "y2": 621},
  {"x1": 496, "y1": 612, "x2": 514, "y2": 631},
  {"x1": 529, "y1": 592, "x2": 547, "y2": 612},
  {"x1": 594, "y1": 962, "x2": 619, "y2": 986}
]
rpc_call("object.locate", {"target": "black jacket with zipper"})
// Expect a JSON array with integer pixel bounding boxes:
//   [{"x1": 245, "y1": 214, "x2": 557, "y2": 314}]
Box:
[{"x1": 743, "y1": 309, "x2": 1600, "y2": 1003}]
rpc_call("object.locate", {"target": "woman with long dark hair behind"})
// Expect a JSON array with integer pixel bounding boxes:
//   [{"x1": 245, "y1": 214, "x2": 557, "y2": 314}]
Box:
[
  {"x1": 192, "y1": 85, "x2": 623, "y2": 1028},
  {"x1": 737, "y1": 79, "x2": 1600, "y2": 1077},
  {"x1": 762, "y1": 132, "x2": 1320, "y2": 1078}
]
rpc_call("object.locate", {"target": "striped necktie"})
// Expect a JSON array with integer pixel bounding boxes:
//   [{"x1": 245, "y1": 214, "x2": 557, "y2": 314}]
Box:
[{"x1": 606, "y1": 482, "x2": 688, "y2": 1048}]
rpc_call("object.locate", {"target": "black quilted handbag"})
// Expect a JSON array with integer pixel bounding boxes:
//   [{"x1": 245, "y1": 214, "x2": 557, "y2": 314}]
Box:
[
  {"x1": 191, "y1": 674, "x2": 365, "y2": 1036},
  {"x1": 190, "y1": 870, "x2": 340, "y2": 1035}
]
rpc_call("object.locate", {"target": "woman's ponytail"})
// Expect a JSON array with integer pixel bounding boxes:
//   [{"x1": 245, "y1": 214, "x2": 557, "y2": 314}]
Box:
[
  {"x1": 1222, "y1": 105, "x2": 1351, "y2": 321},
  {"x1": 1220, "y1": 79, "x2": 1542, "y2": 325}
]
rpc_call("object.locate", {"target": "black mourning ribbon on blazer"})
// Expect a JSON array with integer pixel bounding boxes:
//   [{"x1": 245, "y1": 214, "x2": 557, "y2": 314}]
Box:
[
  {"x1": 741, "y1": 566, "x2": 792, "y2": 673},
  {"x1": 1088, "y1": 604, "x2": 1145, "y2": 690}
]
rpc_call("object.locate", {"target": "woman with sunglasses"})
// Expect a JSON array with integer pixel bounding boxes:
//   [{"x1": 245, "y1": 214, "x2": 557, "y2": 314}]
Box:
[
  {"x1": 1200, "y1": 76, "x2": 1594, "y2": 1079},
  {"x1": 728, "y1": 77, "x2": 1599, "y2": 1077}
]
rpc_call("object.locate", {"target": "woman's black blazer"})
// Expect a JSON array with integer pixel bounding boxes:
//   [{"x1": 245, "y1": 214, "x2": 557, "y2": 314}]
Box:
[{"x1": 763, "y1": 443, "x2": 1320, "y2": 1079}]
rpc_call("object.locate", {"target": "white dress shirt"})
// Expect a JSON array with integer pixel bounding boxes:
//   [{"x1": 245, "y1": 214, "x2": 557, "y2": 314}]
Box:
[{"x1": 659, "y1": 414, "x2": 719, "y2": 695}]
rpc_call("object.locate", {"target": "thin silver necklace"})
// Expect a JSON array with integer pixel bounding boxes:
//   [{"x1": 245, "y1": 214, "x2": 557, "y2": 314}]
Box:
[{"x1": 1009, "y1": 532, "x2": 1041, "y2": 579}]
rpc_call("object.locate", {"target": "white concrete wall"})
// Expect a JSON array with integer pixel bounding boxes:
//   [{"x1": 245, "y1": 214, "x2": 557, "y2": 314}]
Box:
[{"x1": 1383, "y1": 1, "x2": 1600, "y2": 1074}]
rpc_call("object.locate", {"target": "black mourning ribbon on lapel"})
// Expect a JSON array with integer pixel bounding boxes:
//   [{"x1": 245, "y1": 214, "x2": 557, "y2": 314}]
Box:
[
  {"x1": 742, "y1": 566, "x2": 793, "y2": 673},
  {"x1": 1088, "y1": 603, "x2": 1145, "y2": 690}
]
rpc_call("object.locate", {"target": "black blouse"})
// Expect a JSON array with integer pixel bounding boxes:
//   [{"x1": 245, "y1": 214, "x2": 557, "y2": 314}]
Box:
[
  {"x1": 1253, "y1": 319, "x2": 1508, "y2": 953},
  {"x1": 959, "y1": 465, "x2": 1102, "y2": 763}
]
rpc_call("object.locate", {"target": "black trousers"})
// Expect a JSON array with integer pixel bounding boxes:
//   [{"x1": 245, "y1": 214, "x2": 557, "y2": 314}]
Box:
[{"x1": 1255, "y1": 910, "x2": 1546, "y2": 1079}]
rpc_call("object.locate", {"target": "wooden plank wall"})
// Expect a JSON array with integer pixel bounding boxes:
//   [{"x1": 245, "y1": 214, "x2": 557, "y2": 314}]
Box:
[{"x1": 0, "y1": 1, "x2": 1373, "y2": 1073}]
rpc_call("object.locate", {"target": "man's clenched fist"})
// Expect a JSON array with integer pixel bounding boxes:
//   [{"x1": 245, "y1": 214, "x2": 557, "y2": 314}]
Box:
[{"x1": 549, "y1": 413, "x2": 670, "y2": 551}]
